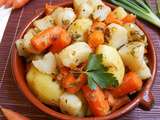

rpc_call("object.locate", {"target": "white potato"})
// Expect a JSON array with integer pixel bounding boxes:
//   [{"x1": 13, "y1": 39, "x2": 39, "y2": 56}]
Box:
[
  {"x1": 73, "y1": 0, "x2": 87, "y2": 11},
  {"x1": 68, "y1": 18, "x2": 92, "y2": 41},
  {"x1": 119, "y1": 42, "x2": 151, "y2": 79},
  {"x1": 32, "y1": 52, "x2": 57, "y2": 74},
  {"x1": 78, "y1": 2, "x2": 93, "y2": 18},
  {"x1": 59, "y1": 42, "x2": 92, "y2": 68},
  {"x1": 92, "y1": 4, "x2": 111, "y2": 21},
  {"x1": 96, "y1": 45, "x2": 125, "y2": 84},
  {"x1": 16, "y1": 28, "x2": 39, "y2": 56},
  {"x1": 107, "y1": 23, "x2": 128, "y2": 49},
  {"x1": 33, "y1": 15, "x2": 54, "y2": 31},
  {"x1": 23, "y1": 28, "x2": 41, "y2": 54},
  {"x1": 124, "y1": 23, "x2": 147, "y2": 45},
  {"x1": 112, "y1": 7, "x2": 128, "y2": 20},
  {"x1": 51, "y1": 7, "x2": 64, "y2": 20},
  {"x1": 16, "y1": 39, "x2": 29, "y2": 57},
  {"x1": 27, "y1": 65, "x2": 63, "y2": 106},
  {"x1": 53, "y1": 7, "x2": 76, "y2": 28},
  {"x1": 88, "y1": 0, "x2": 103, "y2": 9},
  {"x1": 59, "y1": 93, "x2": 83, "y2": 116}
]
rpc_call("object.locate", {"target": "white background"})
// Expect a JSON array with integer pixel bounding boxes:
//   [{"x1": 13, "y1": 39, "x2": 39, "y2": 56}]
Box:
[{"x1": 0, "y1": 7, "x2": 11, "y2": 43}]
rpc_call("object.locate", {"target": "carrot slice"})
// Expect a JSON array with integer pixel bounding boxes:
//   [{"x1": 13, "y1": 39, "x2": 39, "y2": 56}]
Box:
[
  {"x1": 122, "y1": 14, "x2": 136, "y2": 24},
  {"x1": 91, "y1": 22, "x2": 106, "y2": 32},
  {"x1": 88, "y1": 30, "x2": 104, "y2": 49},
  {"x1": 31, "y1": 26, "x2": 62, "y2": 52},
  {"x1": 82, "y1": 85, "x2": 110, "y2": 116},
  {"x1": 105, "y1": 12, "x2": 123, "y2": 25},
  {"x1": 1, "y1": 107, "x2": 30, "y2": 120},
  {"x1": 111, "y1": 72, "x2": 143, "y2": 97},
  {"x1": 50, "y1": 29, "x2": 71, "y2": 53},
  {"x1": 62, "y1": 73, "x2": 87, "y2": 94}
]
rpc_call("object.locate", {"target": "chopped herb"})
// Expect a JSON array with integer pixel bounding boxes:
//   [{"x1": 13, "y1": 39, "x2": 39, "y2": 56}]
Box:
[
  {"x1": 97, "y1": 4, "x2": 103, "y2": 9},
  {"x1": 62, "y1": 19, "x2": 70, "y2": 25},
  {"x1": 72, "y1": 34, "x2": 81, "y2": 39}
]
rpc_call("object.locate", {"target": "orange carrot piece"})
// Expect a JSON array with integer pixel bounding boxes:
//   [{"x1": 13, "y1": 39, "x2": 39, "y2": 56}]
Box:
[
  {"x1": 91, "y1": 22, "x2": 106, "y2": 32},
  {"x1": 31, "y1": 26, "x2": 63, "y2": 53},
  {"x1": 111, "y1": 72, "x2": 143, "y2": 97},
  {"x1": 50, "y1": 29, "x2": 71, "y2": 53},
  {"x1": 105, "y1": 12, "x2": 123, "y2": 25},
  {"x1": 88, "y1": 31, "x2": 104, "y2": 49},
  {"x1": 82, "y1": 85, "x2": 110, "y2": 116},
  {"x1": 122, "y1": 14, "x2": 136, "y2": 24},
  {"x1": 1, "y1": 107, "x2": 30, "y2": 120},
  {"x1": 45, "y1": 3, "x2": 57, "y2": 15},
  {"x1": 60, "y1": 67, "x2": 70, "y2": 76},
  {"x1": 62, "y1": 73, "x2": 87, "y2": 94}
]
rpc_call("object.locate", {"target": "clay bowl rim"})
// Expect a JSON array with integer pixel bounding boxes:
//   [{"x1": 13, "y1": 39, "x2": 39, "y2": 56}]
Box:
[{"x1": 11, "y1": 1, "x2": 157, "y2": 120}]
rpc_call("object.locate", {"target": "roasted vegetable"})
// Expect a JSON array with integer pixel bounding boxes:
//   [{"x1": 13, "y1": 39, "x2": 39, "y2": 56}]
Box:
[
  {"x1": 88, "y1": 30, "x2": 104, "y2": 49},
  {"x1": 105, "y1": 7, "x2": 127, "y2": 25},
  {"x1": 27, "y1": 65, "x2": 63, "y2": 106},
  {"x1": 59, "y1": 93, "x2": 84, "y2": 116},
  {"x1": 106, "y1": 23, "x2": 128, "y2": 49},
  {"x1": 62, "y1": 73, "x2": 87, "y2": 94},
  {"x1": 82, "y1": 85, "x2": 110, "y2": 116},
  {"x1": 52, "y1": 7, "x2": 76, "y2": 28},
  {"x1": 124, "y1": 23, "x2": 147, "y2": 45},
  {"x1": 77, "y1": 2, "x2": 93, "y2": 18},
  {"x1": 1, "y1": 107, "x2": 30, "y2": 120},
  {"x1": 119, "y1": 42, "x2": 151, "y2": 79},
  {"x1": 50, "y1": 28, "x2": 71, "y2": 53},
  {"x1": 32, "y1": 52, "x2": 57, "y2": 74},
  {"x1": 33, "y1": 15, "x2": 54, "y2": 31},
  {"x1": 68, "y1": 18, "x2": 92, "y2": 41},
  {"x1": 96, "y1": 45, "x2": 125, "y2": 84},
  {"x1": 59, "y1": 42, "x2": 92, "y2": 68},
  {"x1": 92, "y1": 4, "x2": 111, "y2": 21},
  {"x1": 88, "y1": 0, "x2": 103, "y2": 9},
  {"x1": 110, "y1": 72, "x2": 142, "y2": 97}
]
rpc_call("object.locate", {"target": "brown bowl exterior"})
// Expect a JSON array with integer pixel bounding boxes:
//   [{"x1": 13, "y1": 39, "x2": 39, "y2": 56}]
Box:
[{"x1": 11, "y1": 1, "x2": 157, "y2": 120}]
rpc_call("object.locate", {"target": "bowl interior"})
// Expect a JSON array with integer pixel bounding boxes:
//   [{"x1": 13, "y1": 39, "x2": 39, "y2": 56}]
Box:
[{"x1": 11, "y1": 1, "x2": 157, "y2": 120}]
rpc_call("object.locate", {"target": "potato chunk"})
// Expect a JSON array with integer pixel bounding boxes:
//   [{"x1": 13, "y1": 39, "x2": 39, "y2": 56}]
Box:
[
  {"x1": 32, "y1": 52, "x2": 57, "y2": 74},
  {"x1": 106, "y1": 23, "x2": 128, "y2": 49},
  {"x1": 124, "y1": 23, "x2": 147, "y2": 45},
  {"x1": 68, "y1": 18, "x2": 92, "y2": 41},
  {"x1": 112, "y1": 7, "x2": 128, "y2": 20},
  {"x1": 119, "y1": 42, "x2": 151, "y2": 79},
  {"x1": 59, "y1": 42, "x2": 92, "y2": 68},
  {"x1": 26, "y1": 65, "x2": 63, "y2": 106},
  {"x1": 96, "y1": 45, "x2": 125, "y2": 84},
  {"x1": 59, "y1": 93, "x2": 83, "y2": 116},
  {"x1": 52, "y1": 7, "x2": 76, "y2": 28},
  {"x1": 77, "y1": 2, "x2": 93, "y2": 18},
  {"x1": 92, "y1": 4, "x2": 111, "y2": 21},
  {"x1": 33, "y1": 15, "x2": 54, "y2": 31}
]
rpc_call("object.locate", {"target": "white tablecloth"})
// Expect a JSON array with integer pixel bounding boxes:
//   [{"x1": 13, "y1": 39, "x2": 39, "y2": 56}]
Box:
[{"x1": 0, "y1": 7, "x2": 11, "y2": 43}]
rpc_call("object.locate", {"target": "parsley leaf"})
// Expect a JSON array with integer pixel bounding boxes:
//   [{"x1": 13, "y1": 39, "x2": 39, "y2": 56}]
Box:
[
  {"x1": 87, "y1": 54, "x2": 106, "y2": 71},
  {"x1": 86, "y1": 53, "x2": 119, "y2": 90},
  {"x1": 88, "y1": 74, "x2": 97, "y2": 90}
]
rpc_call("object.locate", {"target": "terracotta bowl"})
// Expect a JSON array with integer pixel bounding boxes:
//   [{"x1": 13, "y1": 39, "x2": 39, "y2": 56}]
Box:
[{"x1": 11, "y1": 1, "x2": 157, "y2": 120}]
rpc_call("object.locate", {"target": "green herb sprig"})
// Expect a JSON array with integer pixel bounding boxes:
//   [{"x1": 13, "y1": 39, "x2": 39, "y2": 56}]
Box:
[{"x1": 86, "y1": 54, "x2": 118, "y2": 90}]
